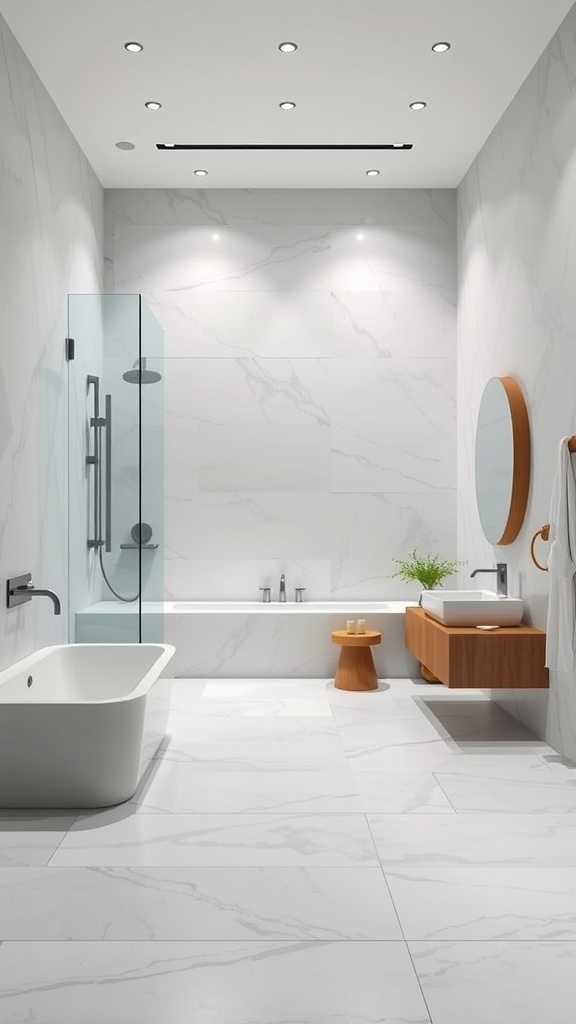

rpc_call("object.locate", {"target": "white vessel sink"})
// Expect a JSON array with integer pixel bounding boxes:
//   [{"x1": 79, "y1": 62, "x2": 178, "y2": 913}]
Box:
[{"x1": 420, "y1": 590, "x2": 524, "y2": 627}]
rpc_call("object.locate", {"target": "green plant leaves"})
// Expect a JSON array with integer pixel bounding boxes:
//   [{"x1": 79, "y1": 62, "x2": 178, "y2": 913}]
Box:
[{"x1": 391, "y1": 549, "x2": 464, "y2": 589}]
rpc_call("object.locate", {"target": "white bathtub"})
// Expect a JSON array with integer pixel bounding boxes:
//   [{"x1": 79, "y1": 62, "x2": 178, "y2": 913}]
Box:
[
  {"x1": 76, "y1": 601, "x2": 419, "y2": 678},
  {"x1": 0, "y1": 644, "x2": 175, "y2": 808}
]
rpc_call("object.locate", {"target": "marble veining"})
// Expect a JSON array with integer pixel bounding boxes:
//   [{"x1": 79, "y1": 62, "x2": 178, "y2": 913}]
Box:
[
  {"x1": 106, "y1": 189, "x2": 457, "y2": 602},
  {"x1": 458, "y1": 1, "x2": 576, "y2": 762},
  {"x1": 3, "y1": 676, "x2": 576, "y2": 1021},
  {"x1": 0, "y1": 14, "x2": 103, "y2": 670},
  {"x1": 0, "y1": 940, "x2": 432, "y2": 1024}
]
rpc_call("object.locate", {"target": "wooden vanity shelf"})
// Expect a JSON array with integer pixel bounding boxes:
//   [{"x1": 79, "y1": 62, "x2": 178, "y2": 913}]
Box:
[{"x1": 405, "y1": 607, "x2": 549, "y2": 689}]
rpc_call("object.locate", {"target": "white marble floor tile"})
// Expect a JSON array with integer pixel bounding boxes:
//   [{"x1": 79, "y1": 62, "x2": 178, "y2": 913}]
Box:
[
  {"x1": 344, "y1": 742, "x2": 468, "y2": 773},
  {"x1": 410, "y1": 940, "x2": 576, "y2": 1024},
  {"x1": 339, "y1": 679, "x2": 482, "y2": 701},
  {"x1": 435, "y1": 772, "x2": 576, "y2": 813},
  {"x1": 165, "y1": 715, "x2": 339, "y2": 741},
  {"x1": 386, "y1": 865, "x2": 576, "y2": 940},
  {"x1": 351, "y1": 748, "x2": 553, "y2": 774},
  {"x1": 369, "y1": 813, "x2": 576, "y2": 867},
  {"x1": 0, "y1": 940, "x2": 430, "y2": 1024},
  {"x1": 201, "y1": 679, "x2": 332, "y2": 701},
  {"x1": 339, "y1": 717, "x2": 452, "y2": 752},
  {"x1": 156, "y1": 736, "x2": 350, "y2": 771},
  {"x1": 354, "y1": 773, "x2": 455, "y2": 813},
  {"x1": 132, "y1": 767, "x2": 361, "y2": 814},
  {"x1": 167, "y1": 679, "x2": 209, "y2": 701},
  {"x1": 51, "y1": 813, "x2": 379, "y2": 867},
  {"x1": 431, "y1": 755, "x2": 556, "y2": 778},
  {"x1": 326, "y1": 681, "x2": 422, "y2": 708},
  {"x1": 0, "y1": 866, "x2": 401, "y2": 940},
  {"x1": 532, "y1": 754, "x2": 576, "y2": 778},
  {"x1": 169, "y1": 696, "x2": 334, "y2": 717},
  {"x1": 422, "y1": 702, "x2": 546, "y2": 744},
  {"x1": 345, "y1": 730, "x2": 459, "y2": 772},
  {"x1": 332, "y1": 700, "x2": 429, "y2": 726},
  {"x1": 0, "y1": 814, "x2": 76, "y2": 867},
  {"x1": 418, "y1": 698, "x2": 519, "y2": 725}
]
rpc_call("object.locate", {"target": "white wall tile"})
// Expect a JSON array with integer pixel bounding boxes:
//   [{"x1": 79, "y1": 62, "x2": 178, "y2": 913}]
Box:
[
  {"x1": 331, "y1": 287, "x2": 456, "y2": 358},
  {"x1": 198, "y1": 424, "x2": 331, "y2": 493},
  {"x1": 329, "y1": 358, "x2": 456, "y2": 493},
  {"x1": 164, "y1": 559, "x2": 332, "y2": 602},
  {"x1": 105, "y1": 187, "x2": 456, "y2": 231},
  {"x1": 0, "y1": 14, "x2": 103, "y2": 669},
  {"x1": 457, "y1": 5, "x2": 576, "y2": 756},
  {"x1": 106, "y1": 189, "x2": 457, "y2": 603},
  {"x1": 140, "y1": 292, "x2": 337, "y2": 359}
]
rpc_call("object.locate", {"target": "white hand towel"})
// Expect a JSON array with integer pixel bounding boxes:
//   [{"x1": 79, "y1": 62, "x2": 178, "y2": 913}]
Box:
[{"x1": 546, "y1": 437, "x2": 576, "y2": 671}]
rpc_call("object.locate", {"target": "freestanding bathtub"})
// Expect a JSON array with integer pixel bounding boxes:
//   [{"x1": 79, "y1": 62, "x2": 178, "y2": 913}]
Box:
[{"x1": 0, "y1": 643, "x2": 174, "y2": 808}]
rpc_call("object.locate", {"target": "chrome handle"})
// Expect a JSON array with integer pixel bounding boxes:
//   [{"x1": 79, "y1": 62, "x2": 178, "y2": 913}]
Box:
[
  {"x1": 86, "y1": 375, "x2": 102, "y2": 549},
  {"x1": 295, "y1": 587, "x2": 306, "y2": 603},
  {"x1": 105, "y1": 394, "x2": 112, "y2": 552},
  {"x1": 259, "y1": 587, "x2": 271, "y2": 603}
]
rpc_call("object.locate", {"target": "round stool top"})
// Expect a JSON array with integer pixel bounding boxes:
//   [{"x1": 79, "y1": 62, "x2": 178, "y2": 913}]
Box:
[{"x1": 331, "y1": 629, "x2": 381, "y2": 647}]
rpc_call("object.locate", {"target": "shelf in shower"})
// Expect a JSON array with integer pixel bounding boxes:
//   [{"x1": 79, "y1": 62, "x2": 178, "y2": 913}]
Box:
[{"x1": 119, "y1": 543, "x2": 159, "y2": 550}]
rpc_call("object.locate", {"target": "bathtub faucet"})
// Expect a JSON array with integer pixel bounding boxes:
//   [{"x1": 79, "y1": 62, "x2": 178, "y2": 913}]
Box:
[
  {"x1": 279, "y1": 574, "x2": 286, "y2": 602},
  {"x1": 6, "y1": 573, "x2": 61, "y2": 615}
]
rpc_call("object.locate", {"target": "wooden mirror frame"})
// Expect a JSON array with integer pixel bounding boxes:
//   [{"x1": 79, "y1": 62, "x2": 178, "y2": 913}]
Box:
[{"x1": 476, "y1": 376, "x2": 531, "y2": 545}]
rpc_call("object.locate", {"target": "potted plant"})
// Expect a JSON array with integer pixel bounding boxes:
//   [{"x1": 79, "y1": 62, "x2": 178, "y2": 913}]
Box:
[
  {"x1": 391, "y1": 549, "x2": 463, "y2": 597},
  {"x1": 392, "y1": 550, "x2": 463, "y2": 683}
]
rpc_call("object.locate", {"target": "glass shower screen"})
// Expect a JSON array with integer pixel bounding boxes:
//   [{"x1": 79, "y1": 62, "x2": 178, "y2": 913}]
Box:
[{"x1": 68, "y1": 294, "x2": 164, "y2": 643}]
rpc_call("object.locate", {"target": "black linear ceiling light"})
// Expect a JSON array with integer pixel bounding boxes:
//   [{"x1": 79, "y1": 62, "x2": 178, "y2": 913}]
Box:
[{"x1": 156, "y1": 143, "x2": 413, "y2": 150}]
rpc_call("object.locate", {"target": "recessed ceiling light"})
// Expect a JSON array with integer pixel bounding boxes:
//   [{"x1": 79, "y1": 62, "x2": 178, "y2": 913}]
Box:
[
  {"x1": 145, "y1": 101, "x2": 162, "y2": 110},
  {"x1": 115, "y1": 140, "x2": 136, "y2": 150},
  {"x1": 410, "y1": 101, "x2": 427, "y2": 110},
  {"x1": 194, "y1": 168, "x2": 208, "y2": 176},
  {"x1": 124, "y1": 41, "x2": 143, "y2": 52},
  {"x1": 279, "y1": 101, "x2": 296, "y2": 110},
  {"x1": 356, "y1": 233, "x2": 365, "y2": 241},
  {"x1": 432, "y1": 41, "x2": 451, "y2": 52},
  {"x1": 366, "y1": 169, "x2": 380, "y2": 176},
  {"x1": 278, "y1": 41, "x2": 298, "y2": 52},
  {"x1": 212, "y1": 233, "x2": 220, "y2": 241}
]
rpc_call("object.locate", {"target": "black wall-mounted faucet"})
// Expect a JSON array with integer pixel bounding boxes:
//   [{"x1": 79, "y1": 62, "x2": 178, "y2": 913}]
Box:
[{"x1": 6, "y1": 573, "x2": 61, "y2": 615}]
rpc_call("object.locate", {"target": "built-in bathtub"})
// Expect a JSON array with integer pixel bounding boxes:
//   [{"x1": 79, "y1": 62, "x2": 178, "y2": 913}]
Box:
[
  {"x1": 76, "y1": 601, "x2": 419, "y2": 679},
  {"x1": 0, "y1": 644, "x2": 174, "y2": 808}
]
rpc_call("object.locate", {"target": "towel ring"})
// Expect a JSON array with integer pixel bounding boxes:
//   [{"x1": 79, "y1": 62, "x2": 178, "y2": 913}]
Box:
[
  {"x1": 530, "y1": 523, "x2": 550, "y2": 571},
  {"x1": 528, "y1": 438, "x2": 576, "y2": 570}
]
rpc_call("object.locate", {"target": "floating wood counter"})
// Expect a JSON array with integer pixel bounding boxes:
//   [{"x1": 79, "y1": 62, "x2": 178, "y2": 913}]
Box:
[{"x1": 405, "y1": 607, "x2": 549, "y2": 689}]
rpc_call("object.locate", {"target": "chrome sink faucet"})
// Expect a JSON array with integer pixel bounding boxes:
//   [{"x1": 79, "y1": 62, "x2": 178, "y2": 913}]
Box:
[
  {"x1": 470, "y1": 562, "x2": 508, "y2": 597},
  {"x1": 279, "y1": 574, "x2": 286, "y2": 602}
]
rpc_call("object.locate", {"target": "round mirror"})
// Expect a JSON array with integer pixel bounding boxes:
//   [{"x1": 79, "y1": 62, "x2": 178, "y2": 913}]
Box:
[{"x1": 474, "y1": 376, "x2": 531, "y2": 545}]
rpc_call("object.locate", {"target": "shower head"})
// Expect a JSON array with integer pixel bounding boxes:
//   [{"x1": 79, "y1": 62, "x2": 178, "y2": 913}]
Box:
[{"x1": 122, "y1": 358, "x2": 162, "y2": 385}]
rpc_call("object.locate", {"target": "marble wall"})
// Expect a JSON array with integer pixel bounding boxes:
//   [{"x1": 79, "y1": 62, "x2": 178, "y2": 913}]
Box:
[
  {"x1": 0, "y1": 14, "x2": 103, "y2": 669},
  {"x1": 458, "y1": 4, "x2": 576, "y2": 758},
  {"x1": 104, "y1": 189, "x2": 457, "y2": 602}
]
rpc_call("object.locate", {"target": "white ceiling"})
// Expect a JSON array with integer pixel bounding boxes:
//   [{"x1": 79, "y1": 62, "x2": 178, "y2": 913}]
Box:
[{"x1": 1, "y1": 0, "x2": 574, "y2": 188}]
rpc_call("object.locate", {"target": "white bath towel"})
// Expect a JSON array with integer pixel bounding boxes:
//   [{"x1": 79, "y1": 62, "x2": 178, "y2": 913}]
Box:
[{"x1": 546, "y1": 437, "x2": 576, "y2": 671}]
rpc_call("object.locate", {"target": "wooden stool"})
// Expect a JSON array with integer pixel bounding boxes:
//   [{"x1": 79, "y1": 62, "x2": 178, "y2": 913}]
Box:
[{"x1": 331, "y1": 630, "x2": 382, "y2": 691}]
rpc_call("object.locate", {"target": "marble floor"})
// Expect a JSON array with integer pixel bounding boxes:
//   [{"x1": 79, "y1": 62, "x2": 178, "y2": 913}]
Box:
[{"x1": 3, "y1": 677, "x2": 576, "y2": 1022}]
